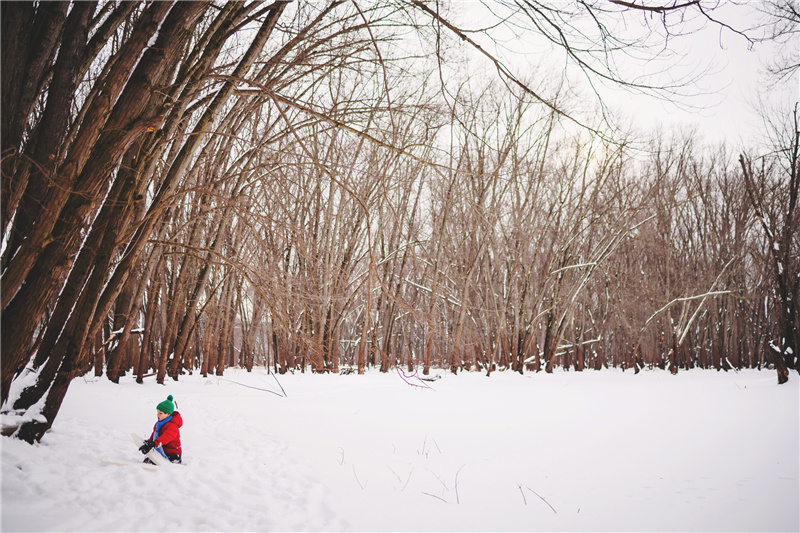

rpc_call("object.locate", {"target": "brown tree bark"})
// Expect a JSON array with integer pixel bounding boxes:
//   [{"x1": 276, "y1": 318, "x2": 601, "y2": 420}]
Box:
[
  {"x1": 0, "y1": 1, "x2": 194, "y2": 404},
  {"x1": 1, "y1": 2, "x2": 174, "y2": 313}
]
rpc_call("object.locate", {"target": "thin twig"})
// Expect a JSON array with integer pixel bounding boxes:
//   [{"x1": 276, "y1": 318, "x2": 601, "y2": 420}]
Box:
[
  {"x1": 422, "y1": 491, "x2": 447, "y2": 503},
  {"x1": 419, "y1": 434, "x2": 428, "y2": 457},
  {"x1": 429, "y1": 470, "x2": 449, "y2": 491},
  {"x1": 337, "y1": 447, "x2": 345, "y2": 466},
  {"x1": 215, "y1": 377, "x2": 284, "y2": 397},
  {"x1": 387, "y1": 465, "x2": 401, "y2": 483},
  {"x1": 432, "y1": 437, "x2": 442, "y2": 454},
  {"x1": 526, "y1": 486, "x2": 557, "y2": 514},
  {"x1": 401, "y1": 468, "x2": 414, "y2": 492},
  {"x1": 454, "y1": 465, "x2": 465, "y2": 504},
  {"x1": 352, "y1": 465, "x2": 366, "y2": 490}
]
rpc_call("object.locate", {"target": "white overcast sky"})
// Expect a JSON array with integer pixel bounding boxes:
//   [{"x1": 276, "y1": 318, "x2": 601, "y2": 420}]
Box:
[
  {"x1": 450, "y1": 1, "x2": 799, "y2": 150},
  {"x1": 606, "y1": 2, "x2": 799, "y2": 150}
]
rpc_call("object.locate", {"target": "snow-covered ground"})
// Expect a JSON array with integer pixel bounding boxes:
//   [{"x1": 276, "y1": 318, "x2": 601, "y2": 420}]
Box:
[{"x1": 2, "y1": 367, "x2": 798, "y2": 532}]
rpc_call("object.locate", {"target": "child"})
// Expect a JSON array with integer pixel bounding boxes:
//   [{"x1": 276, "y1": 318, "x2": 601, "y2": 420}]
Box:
[{"x1": 139, "y1": 395, "x2": 183, "y2": 464}]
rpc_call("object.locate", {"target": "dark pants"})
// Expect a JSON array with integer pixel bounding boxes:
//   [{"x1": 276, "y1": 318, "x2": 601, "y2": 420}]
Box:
[{"x1": 143, "y1": 454, "x2": 181, "y2": 465}]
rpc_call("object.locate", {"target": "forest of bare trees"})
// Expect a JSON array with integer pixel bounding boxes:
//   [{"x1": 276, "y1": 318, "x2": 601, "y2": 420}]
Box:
[{"x1": 2, "y1": 1, "x2": 798, "y2": 443}]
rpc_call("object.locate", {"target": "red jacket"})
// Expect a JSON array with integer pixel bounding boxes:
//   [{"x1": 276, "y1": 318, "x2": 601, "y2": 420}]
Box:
[{"x1": 150, "y1": 411, "x2": 183, "y2": 456}]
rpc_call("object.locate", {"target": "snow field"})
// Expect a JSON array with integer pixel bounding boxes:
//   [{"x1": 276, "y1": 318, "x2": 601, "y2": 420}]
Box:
[{"x1": 2, "y1": 368, "x2": 798, "y2": 532}]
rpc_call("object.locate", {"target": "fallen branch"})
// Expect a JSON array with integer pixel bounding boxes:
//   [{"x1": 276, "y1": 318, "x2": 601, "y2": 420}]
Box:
[
  {"x1": 104, "y1": 328, "x2": 144, "y2": 346},
  {"x1": 395, "y1": 367, "x2": 436, "y2": 390},
  {"x1": 639, "y1": 290, "x2": 730, "y2": 338},
  {"x1": 271, "y1": 372, "x2": 287, "y2": 397},
  {"x1": 676, "y1": 258, "x2": 737, "y2": 347},
  {"x1": 636, "y1": 256, "x2": 737, "y2": 352}
]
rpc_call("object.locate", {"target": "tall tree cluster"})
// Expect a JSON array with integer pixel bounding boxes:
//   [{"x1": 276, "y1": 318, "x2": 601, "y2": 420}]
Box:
[{"x1": 1, "y1": 1, "x2": 798, "y2": 443}]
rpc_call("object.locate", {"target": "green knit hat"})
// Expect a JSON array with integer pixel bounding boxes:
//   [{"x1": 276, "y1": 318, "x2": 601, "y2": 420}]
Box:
[{"x1": 156, "y1": 395, "x2": 175, "y2": 415}]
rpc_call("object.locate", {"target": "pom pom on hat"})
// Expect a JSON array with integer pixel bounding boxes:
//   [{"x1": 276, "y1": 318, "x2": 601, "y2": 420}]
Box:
[{"x1": 156, "y1": 395, "x2": 175, "y2": 415}]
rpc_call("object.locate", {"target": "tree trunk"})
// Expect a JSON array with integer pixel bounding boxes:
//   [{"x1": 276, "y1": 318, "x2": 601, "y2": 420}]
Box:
[{"x1": 1, "y1": 1, "x2": 196, "y2": 404}]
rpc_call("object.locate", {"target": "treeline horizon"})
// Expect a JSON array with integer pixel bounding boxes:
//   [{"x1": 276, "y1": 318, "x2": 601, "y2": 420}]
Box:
[
  {"x1": 2, "y1": 1, "x2": 797, "y2": 443},
  {"x1": 86, "y1": 124, "x2": 795, "y2": 380}
]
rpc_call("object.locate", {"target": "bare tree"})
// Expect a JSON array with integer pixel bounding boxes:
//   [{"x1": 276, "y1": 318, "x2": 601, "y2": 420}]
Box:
[
  {"x1": 757, "y1": 0, "x2": 800, "y2": 81},
  {"x1": 3, "y1": 0, "x2": 795, "y2": 445},
  {"x1": 740, "y1": 105, "x2": 800, "y2": 383}
]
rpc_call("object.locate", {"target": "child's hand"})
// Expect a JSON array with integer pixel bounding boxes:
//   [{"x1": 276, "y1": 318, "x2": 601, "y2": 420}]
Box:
[{"x1": 139, "y1": 439, "x2": 156, "y2": 454}]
